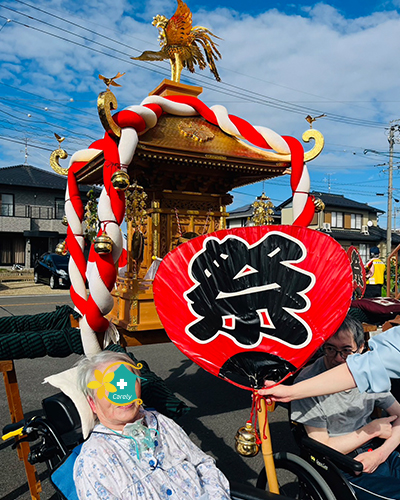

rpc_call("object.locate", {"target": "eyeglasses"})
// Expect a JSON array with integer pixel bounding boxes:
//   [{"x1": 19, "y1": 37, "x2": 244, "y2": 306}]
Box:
[{"x1": 322, "y1": 345, "x2": 357, "y2": 360}]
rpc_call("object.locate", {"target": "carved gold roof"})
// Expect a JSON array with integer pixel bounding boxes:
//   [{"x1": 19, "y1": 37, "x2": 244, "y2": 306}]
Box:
[
  {"x1": 138, "y1": 115, "x2": 288, "y2": 164},
  {"x1": 76, "y1": 115, "x2": 290, "y2": 192}
]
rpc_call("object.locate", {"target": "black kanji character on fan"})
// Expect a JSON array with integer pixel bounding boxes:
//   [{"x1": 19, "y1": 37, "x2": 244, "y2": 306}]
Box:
[
  {"x1": 185, "y1": 232, "x2": 314, "y2": 348},
  {"x1": 350, "y1": 251, "x2": 364, "y2": 291}
]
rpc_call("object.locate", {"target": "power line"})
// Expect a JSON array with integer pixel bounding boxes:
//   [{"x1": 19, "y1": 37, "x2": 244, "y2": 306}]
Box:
[
  {"x1": 7, "y1": 0, "x2": 393, "y2": 124},
  {"x1": 0, "y1": 6, "x2": 387, "y2": 129},
  {"x1": 229, "y1": 189, "x2": 283, "y2": 204},
  {"x1": 12, "y1": 0, "x2": 156, "y2": 49},
  {"x1": 0, "y1": 135, "x2": 54, "y2": 152},
  {"x1": 242, "y1": 175, "x2": 400, "y2": 197},
  {"x1": 1, "y1": 1, "x2": 398, "y2": 187},
  {"x1": 6, "y1": 0, "x2": 388, "y2": 128},
  {"x1": 0, "y1": 99, "x2": 96, "y2": 141},
  {"x1": 1, "y1": 80, "x2": 387, "y2": 165},
  {"x1": 0, "y1": 16, "x2": 9, "y2": 31},
  {"x1": 0, "y1": 10, "x2": 173, "y2": 80},
  {"x1": 0, "y1": 82, "x2": 97, "y2": 118}
]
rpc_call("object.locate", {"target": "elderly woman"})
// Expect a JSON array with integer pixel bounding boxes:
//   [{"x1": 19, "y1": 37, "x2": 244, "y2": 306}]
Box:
[{"x1": 73, "y1": 351, "x2": 230, "y2": 500}]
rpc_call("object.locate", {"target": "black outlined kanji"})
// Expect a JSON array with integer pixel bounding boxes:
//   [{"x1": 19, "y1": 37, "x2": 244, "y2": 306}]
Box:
[{"x1": 184, "y1": 232, "x2": 314, "y2": 348}]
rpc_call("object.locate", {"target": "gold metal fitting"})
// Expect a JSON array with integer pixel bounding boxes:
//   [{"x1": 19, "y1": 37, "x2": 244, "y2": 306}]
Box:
[
  {"x1": 251, "y1": 192, "x2": 275, "y2": 226},
  {"x1": 234, "y1": 422, "x2": 259, "y2": 457},
  {"x1": 62, "y1": 215, "x2": 68, "y2": 226},
  {"x1": 97, "y1": 87, "x2": 121, "y2": 137},
  {"x1": 111, "y1": 170, "x2": 130, "y2": 191},
  {"x1": 314, "y1": 198, "x2": 325, "y2": 213},
  {"x1": 302, "y1": 129, "x2": 325, "y2": 162},
  {"x1": 50, "y1": 133, "x2": 69, "y2": 175},
  {"x1": 55, "y1": 241, "x2": 68, "y2": 256},
  {"x1": 94, "y1": 233, "x2": 113, "y2": 254}
]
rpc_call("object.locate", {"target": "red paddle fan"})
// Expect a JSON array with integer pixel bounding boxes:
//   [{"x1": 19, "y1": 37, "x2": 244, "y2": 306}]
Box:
[
  {"x1": 347, "y1": 246, "x2": 366, "y2": 299},
  {"x1": 154, "y1": 226, "x2": 353, "y2": 390}
]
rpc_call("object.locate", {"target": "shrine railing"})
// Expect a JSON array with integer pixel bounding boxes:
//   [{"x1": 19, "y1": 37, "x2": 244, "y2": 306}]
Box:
[{"x1": 387, "y1": 243, "x2": 400, "y2": 299}]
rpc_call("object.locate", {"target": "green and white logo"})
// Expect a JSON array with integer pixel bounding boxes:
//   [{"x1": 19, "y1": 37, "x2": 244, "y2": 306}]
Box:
[{"x1": 87, "y1": 361, "x2": 143, "y2": 406}]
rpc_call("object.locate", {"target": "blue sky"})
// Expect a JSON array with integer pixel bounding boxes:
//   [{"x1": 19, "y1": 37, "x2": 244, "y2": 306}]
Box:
[
  {"x1": 2, "y1": 0, "x2": 400, "y2": 228},
  {"x1": 197, "y1": 0, "x2": 393, "y2": 18}
]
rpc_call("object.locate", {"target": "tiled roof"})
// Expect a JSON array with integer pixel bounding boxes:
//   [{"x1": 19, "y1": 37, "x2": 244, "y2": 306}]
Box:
[
  {"x1": 319, "y1": 225, "x2": 400, "y2": 244},
  {"x1": 278, "y1": 191, "x2": 384, "y2": 214},
  {"x1": 368, "y1": 225, "x2": 400, "y2": 244},
  {"x1": 312, "y1": 191, "x2": 383, "y2": 213},
  {"x1": 0, "y1": 165, "x2": 67, "y2": 190},
  {"x1": 0, "y1": 165, "x2": 97, "y2": 193},
  {"x1": 227, "y1": 204, "x2": 253, "y2": 218},
  {"x1": 227, "y1": 203, "x2": 280, "y2": 218}
]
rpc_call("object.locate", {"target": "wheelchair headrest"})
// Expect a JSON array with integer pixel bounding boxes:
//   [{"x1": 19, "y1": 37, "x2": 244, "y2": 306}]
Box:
[{"x1": 42, "y1": 392, "x2": 81, "y2": 435}]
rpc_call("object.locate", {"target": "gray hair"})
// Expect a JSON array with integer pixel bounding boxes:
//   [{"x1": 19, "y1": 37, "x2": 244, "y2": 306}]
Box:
[
  {"x1": 333, "y1": 315, "x2": 365, "y2": 349},
  {"x1": 77, "y1": 351, "x2": 141, "y2": 399}
]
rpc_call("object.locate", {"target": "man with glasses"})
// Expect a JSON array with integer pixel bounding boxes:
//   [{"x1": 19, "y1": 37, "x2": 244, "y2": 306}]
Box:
[{"x1": 291, "y1": 316, "x2": 400, "y2": 500}]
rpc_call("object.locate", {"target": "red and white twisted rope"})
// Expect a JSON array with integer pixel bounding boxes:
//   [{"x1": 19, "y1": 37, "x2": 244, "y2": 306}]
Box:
[{"x1": 66, "y1": 95, "x2": 315, "y2": 355}]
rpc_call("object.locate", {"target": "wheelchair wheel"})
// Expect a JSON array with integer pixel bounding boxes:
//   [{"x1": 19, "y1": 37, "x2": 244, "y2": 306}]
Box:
[{"x1": 256, "y1": 452, "x2": 336, "y2": 500}]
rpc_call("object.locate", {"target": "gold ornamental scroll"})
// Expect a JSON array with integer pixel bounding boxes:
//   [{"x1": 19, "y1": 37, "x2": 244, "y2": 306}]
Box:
[
  {"x1": 50, "y1": 147, "x2": 69, "y2": 175},
  {"x1": 97, "y1": 90, "x2": 121, "y2": 137},
  {"x1": 50, "y1": 133, "x2": 68, "y2": 175},
  {"x1": 303, "y1": 129, "x2": 324, "y2": 162}
]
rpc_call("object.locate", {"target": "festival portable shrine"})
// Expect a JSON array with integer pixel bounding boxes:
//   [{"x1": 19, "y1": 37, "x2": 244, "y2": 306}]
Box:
[
  {"x1": 48, "y1": 0, "x2": 353, "y2": 412},
  {"x1": 51, "y1": 75, "x2": 330, "y2": 348},
  {"x1": 46, "y1": 1, "x2": 354, "y2": 495}
]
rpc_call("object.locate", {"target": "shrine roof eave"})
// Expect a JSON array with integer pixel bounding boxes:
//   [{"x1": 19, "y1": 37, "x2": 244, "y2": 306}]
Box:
[{"x1": 73, "y1": 147, "x2": 290, "y2": 189}]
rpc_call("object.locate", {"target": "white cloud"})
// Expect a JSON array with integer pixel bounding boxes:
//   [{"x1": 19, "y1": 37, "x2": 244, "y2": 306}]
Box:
[{"x1": 1, "y1": 1, "x2": 400, "y2": 214}]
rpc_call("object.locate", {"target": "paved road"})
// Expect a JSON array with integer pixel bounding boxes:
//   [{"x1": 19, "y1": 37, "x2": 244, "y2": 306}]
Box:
[
  {"x1": 0, "y1": 294, "x2": 73, "y2": 317},
  {"x1": 0, "y1": 294, "x2": 298, "y2": 500}
]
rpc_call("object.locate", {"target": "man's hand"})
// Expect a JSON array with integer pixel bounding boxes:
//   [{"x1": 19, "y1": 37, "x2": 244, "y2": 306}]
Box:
[
  {"x1": 367, "y1": 415, "x2": 397, "y2": 440},
  {"x1": 355, "y1": 402, "x2": 400, "y2": 475},
  {"x1": 354, "y1": 449, "x2": 384, "y2": 474}
]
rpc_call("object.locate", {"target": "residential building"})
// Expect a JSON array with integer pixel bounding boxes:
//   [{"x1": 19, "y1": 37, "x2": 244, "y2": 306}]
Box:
[
  {"x1": 0, "y1": 164, "x2": 94, "y2": 268},
  {"x1": 279, "y1": 191, "x2": 400, "y2": 262}
]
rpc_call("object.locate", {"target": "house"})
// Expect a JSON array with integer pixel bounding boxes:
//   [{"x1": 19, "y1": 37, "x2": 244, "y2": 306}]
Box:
[
  {"x1": 0, "y1": 164, "x2": 95, "y2": 267},
  {"x1": 227, "y1": 202, "x2": 280, "y2": 228},
  {"x1": 278, "y1": 191, "x2": 400, "y2": 263}
]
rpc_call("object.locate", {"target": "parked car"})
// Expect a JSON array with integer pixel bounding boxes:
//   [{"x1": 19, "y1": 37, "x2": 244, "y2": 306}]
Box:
[{"x1": 34, "y1": 252, "x2": 70, "y2": 289}]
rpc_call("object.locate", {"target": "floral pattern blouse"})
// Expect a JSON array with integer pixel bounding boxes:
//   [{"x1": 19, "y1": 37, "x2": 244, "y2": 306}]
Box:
[{"x1": 73, "y1": 409, "x2": 230, "y2": 500}]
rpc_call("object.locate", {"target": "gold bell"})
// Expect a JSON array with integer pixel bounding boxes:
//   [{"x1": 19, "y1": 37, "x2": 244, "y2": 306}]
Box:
[
  {"x1": 234, "y1": 422, "x2": 259, "y2": 457},
  {"x1": 313, "y1": 197, "x2": 325, "y2": 213},
  {"x1": 94, "y1": 233, "x2": 113, "y2": 254},
  {"x1": 62, "y1": 215, "x2": 68, "y2": 226},
  {"x1": 111, "y1": 170, "x2": 130, "y2": 191},
  {"x1": 55, "y1": 241, "x2": 68, "y2": 256}
]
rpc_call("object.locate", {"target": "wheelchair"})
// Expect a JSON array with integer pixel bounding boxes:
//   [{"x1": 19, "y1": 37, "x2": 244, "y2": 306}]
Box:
[
  {"x1": 256, "y1": 407, "x2": 363, "y2": 500},
  {"x1": 2, "y1": 392, "x2": 295, "y2": 500},
  {"x1": 254, "y1": 339, "x2": 381, "y2": 500}
]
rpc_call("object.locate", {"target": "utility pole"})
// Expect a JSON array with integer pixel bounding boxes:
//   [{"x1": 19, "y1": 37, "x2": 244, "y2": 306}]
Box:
[
  {"x1": 365, "y1": 125, "x2": 400, "y2": 259},
  {"x1": 20, "y1": 138, "x2": 29, "y2": 165},
  {"x1": 387, "y1": 126, "x2": 394, "y2": 259},
  {"x1": 323, "y1": 173, "x2": 336, "y2": 193},
  {"x1": 386, "y1": 123, "x2": 400, "y2": 259}
]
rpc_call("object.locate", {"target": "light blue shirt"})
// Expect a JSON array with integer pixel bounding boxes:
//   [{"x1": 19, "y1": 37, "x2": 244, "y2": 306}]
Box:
[
  {"x1": 73, "y1": 409, "x2": 230, "y2": 500},
  {"x1": 347, "y1": 327, "x2": 400, "y2": 393}
]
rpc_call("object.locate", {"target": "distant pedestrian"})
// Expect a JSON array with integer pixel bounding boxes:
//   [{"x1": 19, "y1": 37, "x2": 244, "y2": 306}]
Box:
[{"x1": 364, "y1": 247, "x2": 385, "y2": 298}]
